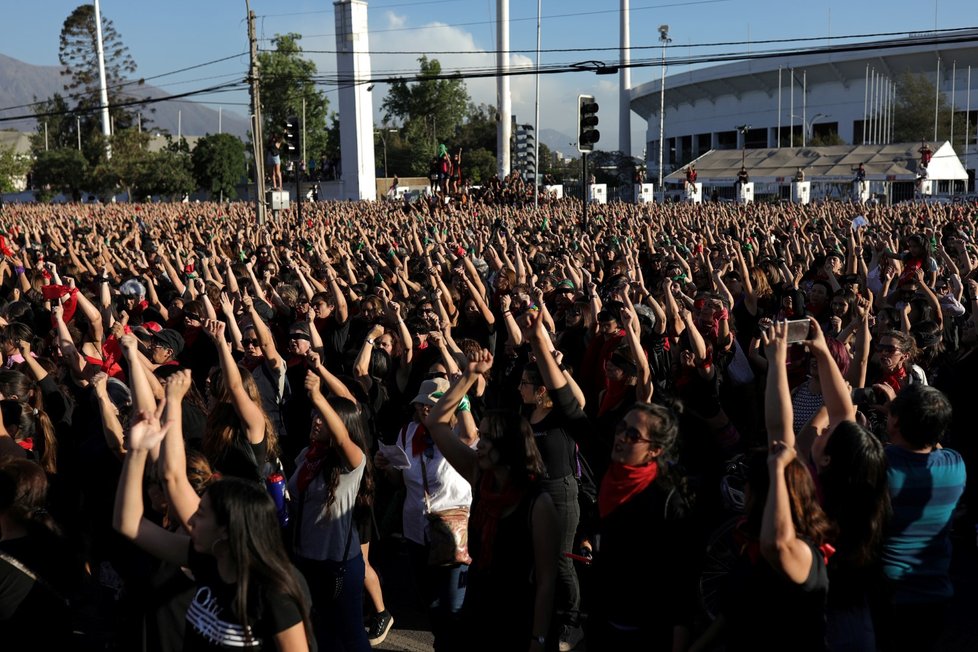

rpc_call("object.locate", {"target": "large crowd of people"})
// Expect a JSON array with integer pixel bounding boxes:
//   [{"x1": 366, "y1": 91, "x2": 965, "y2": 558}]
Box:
[{"x1": 0, "y1": 194, "x2": 974, "y2": 652}]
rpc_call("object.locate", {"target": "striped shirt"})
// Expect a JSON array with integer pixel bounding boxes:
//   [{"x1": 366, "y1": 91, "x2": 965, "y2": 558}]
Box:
[{"x1": 882, "y1": 445, "x2": 966, "y2": 604}]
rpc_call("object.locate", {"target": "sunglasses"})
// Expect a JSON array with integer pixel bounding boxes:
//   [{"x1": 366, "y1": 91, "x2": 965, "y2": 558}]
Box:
[
  {"x1": 614, "y1": 423, "x2": 655, "y2": 444},
  {"x1": 242, "y1": 338, "x2": 260, "y2": 347},
  {"x1": 876, "y1": 344, "x2": 900, "y2": 354},
  {"x1": 184, "y1": 313, "x2": 202, "y2": 321},
  {"x1": 289, "y1": 333, "x2": 311, "y2": 341}
]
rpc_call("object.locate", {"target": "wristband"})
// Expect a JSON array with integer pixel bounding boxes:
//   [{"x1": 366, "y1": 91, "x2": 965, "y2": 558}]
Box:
[
  {"x1": 456, "y1": 395, "x2": 471, "y2": 413},
  {"x1": 366, "y1": 337, "x2": 376, "y2": 346},
  {"x1": 14, "y1": 266, "x2": 25, "y2": 275},
  {"x1": 502, "y1": 310, "x2": 512, "y2": 315}
]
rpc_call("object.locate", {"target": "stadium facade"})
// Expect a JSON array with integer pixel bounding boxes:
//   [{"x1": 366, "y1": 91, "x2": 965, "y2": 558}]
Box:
[{"x1": 629, "y1": 30, "x2": 978, "y2": 188}]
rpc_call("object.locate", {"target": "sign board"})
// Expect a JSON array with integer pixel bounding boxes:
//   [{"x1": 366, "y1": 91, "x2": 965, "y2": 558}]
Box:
[
  {"x1": 635, "y1": 183, "x2": 655, "y2": 203},
  {"x1": 791, "y1": 181, "x2": 811, "y2": 205},
  {"x1": 269, "y1": 190, "x2": 290, "y2": 210},
  {"x1": 736, "y1": 182, "x2": 754, "y2": 205},
  {"x1": 588, "y1": 184, "x2": 607, "y2": 204}
]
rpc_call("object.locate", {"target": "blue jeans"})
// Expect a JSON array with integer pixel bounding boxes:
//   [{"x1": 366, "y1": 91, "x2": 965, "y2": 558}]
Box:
[
  {"x1": 295, "y1": 553, "x2": 370, "y2": 652},
  {"x1": 541, "y1": 474, "x2": 581, "y2": 627},
  {"x1": 407, "y1": 541, "x2": 468, "y2": 651}
]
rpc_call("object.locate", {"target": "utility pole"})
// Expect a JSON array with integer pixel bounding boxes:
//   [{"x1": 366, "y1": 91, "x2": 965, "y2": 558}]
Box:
[{"x1": 246, "y1": 1, "x2": 267, "y2": 225}]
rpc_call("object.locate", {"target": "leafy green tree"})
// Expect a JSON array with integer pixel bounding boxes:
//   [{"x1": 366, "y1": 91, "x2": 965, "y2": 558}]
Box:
[
  {"x1": 32, "y1": 149, "x2": 90, "y2": 201},
  {"x1": 462, "y1": 148, "x2": 496, "y2": 185},
  {"x1": 93, "y1": 129, "x2": 151, "y2": 200},
  {"x1": 192, "y1": 133, "x2": 247, "y2": 200},
  {"x1": 29, "y1": 94, "x2": 79, "y2": 155},
  {"x1": 59, "y1": 4, "x2": 144, "y2": 153},
  {"x1": 893, "y1": 72, "x2": 967, "y2": 148},
  {"x1": 382, "y1": 56, "x2": 470, "y2": 175},
  {"x1": 139, "y1": 150, "x2": 194, "y2": 200},
  {"x1": 0, "y1": 145, "x2": 30, "y2": 193},
  {"x1": 258, "y1": 34, "x2": 330, "y2": 164}
]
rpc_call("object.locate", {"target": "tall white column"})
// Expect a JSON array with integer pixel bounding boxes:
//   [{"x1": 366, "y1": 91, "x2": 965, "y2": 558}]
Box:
[
  {"x1": 497, "y1": 0, "x2": 511, "y2": 178},
  {"x1": 619, "y1": 0, "x2": 631, "y2": 156},
  {"x1": 334, "y1": 0, "x2": 377, "y2": 200},
  {"x1": 93, "y1": 0, "x2": 112, "y2": 157}
]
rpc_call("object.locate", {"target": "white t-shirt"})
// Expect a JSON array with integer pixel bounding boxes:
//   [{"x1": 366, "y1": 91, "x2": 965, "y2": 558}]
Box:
[{"x1": 398, "y1": 421, "x2": 473, "y2": 547}]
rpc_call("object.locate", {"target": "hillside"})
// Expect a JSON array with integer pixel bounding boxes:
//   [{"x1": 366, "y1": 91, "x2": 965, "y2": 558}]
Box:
[{"x1": 0, "y1": 52, "x2": 250, "y2": 139}]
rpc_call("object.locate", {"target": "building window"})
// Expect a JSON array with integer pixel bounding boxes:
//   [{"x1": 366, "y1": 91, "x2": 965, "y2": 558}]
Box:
[{"x1": 717, "y1": 131, "x2": 737, "y2": 149}]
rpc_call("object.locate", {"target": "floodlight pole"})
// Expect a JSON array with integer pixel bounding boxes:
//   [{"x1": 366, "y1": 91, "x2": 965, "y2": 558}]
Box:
[{"x1": 657, "y1": 26, "x2": 671, "y2": 190}]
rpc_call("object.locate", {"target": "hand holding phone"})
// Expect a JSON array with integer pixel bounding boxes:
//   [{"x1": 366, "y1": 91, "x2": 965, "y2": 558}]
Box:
[{"x1": 784, "y1": 318, "x2": 812, "y2": 344}]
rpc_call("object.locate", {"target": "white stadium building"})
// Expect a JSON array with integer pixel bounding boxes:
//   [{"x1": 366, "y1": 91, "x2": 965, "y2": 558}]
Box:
[{"x1": 629, "y1": 29, "x2": 978, "y2": 194}]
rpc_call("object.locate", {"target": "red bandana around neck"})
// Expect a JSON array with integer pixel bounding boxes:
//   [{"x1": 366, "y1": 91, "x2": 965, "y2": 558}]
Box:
[
  {"x1": 881, "y1": 366, "x2": 907, "y2": 394},
  {"x1": 296, "y1": 440, "x2": 330, "y2": 493},
  {"x1": 598, "y1": 461, "x2": 658, "y2": 518}
]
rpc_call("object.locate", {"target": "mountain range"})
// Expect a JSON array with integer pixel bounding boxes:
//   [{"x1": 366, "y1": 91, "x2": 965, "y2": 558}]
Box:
[{"x1": 0, "y1": 52, "x2": 250, "y2": 139}]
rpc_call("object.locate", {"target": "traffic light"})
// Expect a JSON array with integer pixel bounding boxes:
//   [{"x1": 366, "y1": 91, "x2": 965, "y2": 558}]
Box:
[
  {"x1": 284, "y1": 116, "x2": 300, "y2": 156},
  {"x1": 577, "y1": 95, "x2": 599, "y2": 153},
  {"x1": 514, "y1": 124, "x2": 536, "y2": 180},
  {"x1": 523, "y1": 124, "x2": 536, "y2": 180}
]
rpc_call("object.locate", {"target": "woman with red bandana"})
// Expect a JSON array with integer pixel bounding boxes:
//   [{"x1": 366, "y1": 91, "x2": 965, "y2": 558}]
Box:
[
  {"x1": 585, "y1": 401, "x2": 696, "y2": 651},
  {"x1": 870, "y1": 330, "x2": 926, "y2": 393},
  {"x1": 424, "y1": 349, "x2": 560, "y2": 652}
]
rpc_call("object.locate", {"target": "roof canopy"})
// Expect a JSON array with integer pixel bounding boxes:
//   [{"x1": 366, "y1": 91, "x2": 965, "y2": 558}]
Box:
[{"x1": 666, "y1": 142, "x2": 968, "y2": 184}]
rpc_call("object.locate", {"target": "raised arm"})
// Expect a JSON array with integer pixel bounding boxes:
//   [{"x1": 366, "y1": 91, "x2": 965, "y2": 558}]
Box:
[
  {"x1": 760, "y1": 321, "x2": 794, "y2": 450},
  {"x1": 423, "y1": 353, "x2": 487, "y2": 485},
  {"x1": 202, "y1": 319, "x2": 266, "y2": 445},
  {"x1": 803, "y1": 317, "x2": 856, "y2": 427},
  {"x1": 159, "y1": 370, "x2": 202, "y2": 533},
  {"x1": 112, "y1": 405, "x2": 190, "y2": 567},
  {"x1": 760, "y1": 442, "x2": 815, "y2": 584},
  {"x1": 305, "y1": 371, "x2": 364, "y2": 469}
]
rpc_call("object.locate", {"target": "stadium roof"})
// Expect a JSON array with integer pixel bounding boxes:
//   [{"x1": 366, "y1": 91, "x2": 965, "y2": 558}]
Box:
[
  {"x1": 665, "y1": 141, "x2": 967, "y2": 184},
  {"x1": 630, "y1": 30, "x2": 978, "y2": 118}
]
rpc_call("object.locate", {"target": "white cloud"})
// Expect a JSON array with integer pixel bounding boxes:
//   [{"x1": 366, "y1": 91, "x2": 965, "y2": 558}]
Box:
[{"x1": 299, "y1": 10, "x2": 647, "y2": 159}]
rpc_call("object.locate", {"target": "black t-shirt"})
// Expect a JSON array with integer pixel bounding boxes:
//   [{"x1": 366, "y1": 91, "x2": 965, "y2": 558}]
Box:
[
  {"x1": 184, "y1": 543, "x2": 305, "y2": 651},
  {"x1": 0, "y1": 552, "x2": 71, "y2": 647},
  {"x1": 723, "y1": 539, "x2": 829, "y2": 652},
  {"x1": 529, "y1": 384, "x2": 588, "y2": 480}
]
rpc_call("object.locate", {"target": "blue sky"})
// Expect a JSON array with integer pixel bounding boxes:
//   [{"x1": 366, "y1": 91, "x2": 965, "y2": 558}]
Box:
[{"x1": 2, "y1": 0, "x2": 971, "y2": 156}]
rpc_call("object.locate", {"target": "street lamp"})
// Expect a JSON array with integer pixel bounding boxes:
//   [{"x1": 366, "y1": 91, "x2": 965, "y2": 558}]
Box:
[
  {"x1": 375, "y1": 128, "x2": 397, "y2": 179},
  {"x1": 805, "y1": 113, "x2": 830, "y2": 145},
  {"x1": 657, "y1": 24, "x2": 671, "y2": 190},
  {"x1": 737, "y1": 124, "x2": 751, "y2": 168}
]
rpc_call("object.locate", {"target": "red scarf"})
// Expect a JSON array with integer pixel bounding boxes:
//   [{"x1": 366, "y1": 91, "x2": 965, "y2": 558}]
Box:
[
  {"x1": 598, "y1": 378, "x2": 632, "y2": 417},
  {"x1": 471, "y1": 473, "x2": 525, "y2": 569},
  {"x1": 598, "y1": 461, "x2": 658, "y2": 518},
  {"x1": 0, "y1": 235, "x2": 13, "y2": 257},
  {"x1": 408, "y1": 422, "x2": 431, "y2": 458},
  {"x1": 296, "y1": 440, "x2": 330, "y2": 493},
  {"x1": 42, "y1": 285, "x2": 79, "y2": 325},
  {"x1": 881, "y1": 366, "x2": 907, "y2": 394}
]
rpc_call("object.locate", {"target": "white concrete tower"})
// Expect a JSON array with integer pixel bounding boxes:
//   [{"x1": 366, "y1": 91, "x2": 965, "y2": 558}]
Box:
[
  {"x1": 619, "y1": 0, "x2": 631, "y2": 156},
  {"x1": 334, "y1": 0, "x2": 377, "y2": 200},
  {"x1": 496, "y1": 0, "x2": 511, "y2": 178}
]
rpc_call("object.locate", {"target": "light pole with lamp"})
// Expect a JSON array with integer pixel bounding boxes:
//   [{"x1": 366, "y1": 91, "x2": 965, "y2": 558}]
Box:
[
  {"x1": 657, "y1": 24, "x2": 671, "y2": 192},
  {"x1": 375, "y1": 128, "x2": 397, "y2": 180},
  {"x1": 804, "y1": 113, "x2": 830, "y2": 146},
  {"x1": 736, "y1": 124, "x2": 751, "y2": 169}
]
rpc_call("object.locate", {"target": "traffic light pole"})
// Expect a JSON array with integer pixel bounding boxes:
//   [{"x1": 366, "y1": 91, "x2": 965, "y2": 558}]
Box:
[
  {"x1": 245, "y1": 2, "x2": 267, "y2": 226},
  {"x1": 582, "y1": 151, "x2": 589, "y2": 229},
  {"x1": 295, "y1": 149, "x2": 302, "y2": 225}
]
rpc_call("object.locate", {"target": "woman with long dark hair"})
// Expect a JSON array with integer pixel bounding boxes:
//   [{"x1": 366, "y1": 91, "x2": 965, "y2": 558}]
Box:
[
  {"x1": 799, "y1": 318, "x2": 890, "y2": 651},
  {"x1": 287, "y1": 374, "x2": 371, "y2": 651},
  {"x1": 425, "y1": 349, "x2": 560, "y2": 652},
  {"x1": 201, "y1": 319, "x2": 278, "y2": 482},
  {"x1": 692, "y1": 320, "x2": 835, "y2": 652},
  {"x1": 114, "y1": 404, "x2": 312, "y2": 651}
]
